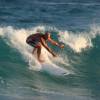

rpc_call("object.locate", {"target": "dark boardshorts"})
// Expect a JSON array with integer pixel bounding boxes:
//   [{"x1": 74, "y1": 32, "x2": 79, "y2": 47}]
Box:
[{"x1": 26, "y1": 39, "x2": 40, "y2": 48}]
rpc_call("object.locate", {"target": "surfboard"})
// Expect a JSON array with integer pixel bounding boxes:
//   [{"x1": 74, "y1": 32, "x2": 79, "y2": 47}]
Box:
[{"x1": 40, "y1": 63, "x2": 70, "y2": 76}]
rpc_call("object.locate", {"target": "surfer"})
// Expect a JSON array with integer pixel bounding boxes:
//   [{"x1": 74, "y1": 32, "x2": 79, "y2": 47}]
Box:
[{"x1": 26, "y1": 31, "x2": 64, "y2": 62}]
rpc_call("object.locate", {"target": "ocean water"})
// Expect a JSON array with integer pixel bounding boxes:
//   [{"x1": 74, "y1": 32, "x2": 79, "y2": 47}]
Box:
[{"x1": 0, "y1": 0, "x2": 100, "y2": 100}]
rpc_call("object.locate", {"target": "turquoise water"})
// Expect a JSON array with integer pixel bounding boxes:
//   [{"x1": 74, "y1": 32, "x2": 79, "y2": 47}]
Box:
[{"x1": 0, "y1": 0, "x2": 100, "y2": 100}]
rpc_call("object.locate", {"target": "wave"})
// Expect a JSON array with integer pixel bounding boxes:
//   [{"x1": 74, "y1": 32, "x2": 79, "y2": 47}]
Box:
[
  {"x1": 0, "y1": 25, "x2": 100, "y2": 74},
  {"x1": 58, "y1": 25, "x2": 100, "y2": 52},
  {"x1": 58, "y1": 30, "x2": 92, "y2": 53}
]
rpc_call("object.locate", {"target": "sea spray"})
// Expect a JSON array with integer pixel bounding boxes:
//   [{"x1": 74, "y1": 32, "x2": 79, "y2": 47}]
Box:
[{"x1": 58, "y1": 31, "x2": 92, "y2": 53}]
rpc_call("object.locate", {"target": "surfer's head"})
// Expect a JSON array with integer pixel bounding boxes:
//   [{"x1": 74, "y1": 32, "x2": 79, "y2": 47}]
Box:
[{"x1": 44, "y1": 32, "x2": 51, "y2": 39}]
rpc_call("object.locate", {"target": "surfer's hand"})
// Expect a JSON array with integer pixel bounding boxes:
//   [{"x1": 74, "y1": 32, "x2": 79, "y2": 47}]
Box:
[
  {"x1": 60, "y1": 44, "x2": 64, "y2": 48},
  {"x1": 52, "y1": 53, "x2": 57, "y2": 57}
]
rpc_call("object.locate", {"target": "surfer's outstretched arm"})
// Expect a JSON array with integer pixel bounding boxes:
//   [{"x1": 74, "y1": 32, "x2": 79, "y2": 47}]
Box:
[
  {"x1": 41, "y1": 38, "x2": 57, "y2": 57},
  {"x1": 48, "y1": 38, "x2": 64, "y2": 48}
]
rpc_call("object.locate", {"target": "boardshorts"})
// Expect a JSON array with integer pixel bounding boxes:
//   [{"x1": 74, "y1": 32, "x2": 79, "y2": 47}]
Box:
[{"x1": 26, "y1": 39, "x2": 40, "y2": 48}]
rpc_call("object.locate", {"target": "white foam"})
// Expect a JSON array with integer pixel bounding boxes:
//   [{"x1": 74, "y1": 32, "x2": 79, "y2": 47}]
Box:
[
  {"x1": 58, "y1": 31, "x2": 92, "y2": 53},
  {"x1": 0, "y1": 28, "x2": 3, "y2": 36},
  {"x1": 58, "y1": 25, "x2": 100, "y2": 53},
  {"x1": 0, "y1": 26, "x2": 42, "y2": 70}
]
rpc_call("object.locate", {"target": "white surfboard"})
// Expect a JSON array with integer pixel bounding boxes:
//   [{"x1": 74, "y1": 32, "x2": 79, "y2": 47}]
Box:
[{"x1": 40, "y1": 63, "x2": 70, "y2": 76}]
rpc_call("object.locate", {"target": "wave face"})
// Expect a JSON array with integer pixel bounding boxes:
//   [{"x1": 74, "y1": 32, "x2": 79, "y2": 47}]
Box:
[{"x1": 0, "y1": 0, "x2": 100, "y2": 100}]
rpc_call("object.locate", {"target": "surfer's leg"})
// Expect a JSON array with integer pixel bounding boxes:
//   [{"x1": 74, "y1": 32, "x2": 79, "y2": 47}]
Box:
[
  {"x1": 32, "y1": 48, "x2": 37, "y2": 54},
  {"x1": 37, "y1": 48, "x2": 44, "y2": 62},
  {"x1": 37, "y1": 47, "x2": 41, "y2": 60},
  {"x1": 36, "y1": 43, "x2": 44, "y2": 62}
]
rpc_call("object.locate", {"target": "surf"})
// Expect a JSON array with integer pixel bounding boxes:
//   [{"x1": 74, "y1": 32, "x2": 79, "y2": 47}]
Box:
[{"x1": 0, "y1": 25, "x2": 98, "y2": 76}]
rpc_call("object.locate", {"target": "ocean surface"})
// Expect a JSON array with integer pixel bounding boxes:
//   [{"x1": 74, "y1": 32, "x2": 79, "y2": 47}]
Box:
[{"x1": 0, "y1": 0, "x2": 100, "y2": 100}]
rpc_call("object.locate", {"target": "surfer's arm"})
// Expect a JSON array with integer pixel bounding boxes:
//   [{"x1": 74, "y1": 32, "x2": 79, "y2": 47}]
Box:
[
  {"x1": 48, "y1": 38, "x2": 64, "y2": 48},
  {"x1": 41, "y1": 38, "x2": 57, "y2": 57}
]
